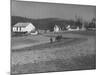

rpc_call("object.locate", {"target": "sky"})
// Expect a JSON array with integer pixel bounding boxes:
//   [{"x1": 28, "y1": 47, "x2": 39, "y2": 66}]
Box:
[{"x1": 11, "y1": 0, "x2": 96, "y2": 22}]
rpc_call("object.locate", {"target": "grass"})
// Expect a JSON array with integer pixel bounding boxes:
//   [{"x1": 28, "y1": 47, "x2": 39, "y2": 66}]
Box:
[
  {"x1": 71, "y1": 54, "x2": 96, "y2": 69},
  {"x1": 11, "y1": 54, "x2": 96, "y2": 74},
  {"x1": 11, "y1": 31, "x2": 96, "y2": 74},
  {"x1": 61, "y1": 31, "x2": 95, "y2": 35},
  {"x1": 44, "y1": 31, "x2": 96, "y2": 37}
]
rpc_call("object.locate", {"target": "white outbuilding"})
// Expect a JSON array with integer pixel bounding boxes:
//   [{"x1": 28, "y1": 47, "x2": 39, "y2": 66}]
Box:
[
  {"x1": 54, "y1": 25, "x2": 61, "y2": 32},
  {"x1": 66, "y1": 25, "x2": 80, "y2": 31},
  {"x1": 12, "y1": 22, "x2": 37, "y2": 34}
]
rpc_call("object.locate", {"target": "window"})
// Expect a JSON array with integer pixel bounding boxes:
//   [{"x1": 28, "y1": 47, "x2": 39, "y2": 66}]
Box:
[{"x1": 13, "y1": 27, "x2": 16, "y2": 32}]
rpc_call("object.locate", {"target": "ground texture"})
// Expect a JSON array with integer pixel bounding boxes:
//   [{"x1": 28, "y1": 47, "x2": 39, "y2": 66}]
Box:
[{"x1": 11, "y1": 31, "x2": 96, "y2": 74}]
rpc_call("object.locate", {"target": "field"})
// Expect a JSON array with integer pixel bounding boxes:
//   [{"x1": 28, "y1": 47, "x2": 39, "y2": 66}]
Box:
[{"x1": 11, "y1": 31, "x2": 96, "y2": 74}]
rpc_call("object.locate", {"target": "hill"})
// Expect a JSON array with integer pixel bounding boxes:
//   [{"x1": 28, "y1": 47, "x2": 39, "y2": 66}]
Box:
[{"x1": 11, "y1": 16, "x2": 75, "y2": 31}]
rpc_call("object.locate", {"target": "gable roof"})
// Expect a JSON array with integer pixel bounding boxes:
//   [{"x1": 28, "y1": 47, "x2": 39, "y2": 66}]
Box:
[{"x1": 14, "y1": 22, "x2": 32, "y2": 27}]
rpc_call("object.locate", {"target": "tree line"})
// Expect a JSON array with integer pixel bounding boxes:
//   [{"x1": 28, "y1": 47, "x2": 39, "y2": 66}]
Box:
[{"x1": 11, "y1": 16, "x2": 96, "y2": 31}]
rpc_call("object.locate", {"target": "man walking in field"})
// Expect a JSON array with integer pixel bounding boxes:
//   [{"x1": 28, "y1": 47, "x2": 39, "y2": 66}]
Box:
[{"x1": 50, "y1": 37, "x2": 53, "y2": 43}]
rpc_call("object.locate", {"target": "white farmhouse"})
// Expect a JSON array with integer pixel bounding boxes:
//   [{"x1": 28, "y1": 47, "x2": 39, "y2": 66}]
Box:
[{"x1": 13, "y1": 22, "x2": 37, "y2": 34}]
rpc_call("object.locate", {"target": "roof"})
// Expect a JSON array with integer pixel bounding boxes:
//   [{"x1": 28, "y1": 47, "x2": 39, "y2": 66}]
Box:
[{"x1": 14, "y1": 22, "x2": 32, "y2": 27}]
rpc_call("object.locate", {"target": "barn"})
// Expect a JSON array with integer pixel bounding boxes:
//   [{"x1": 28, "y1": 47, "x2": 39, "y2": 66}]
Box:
[{"x1": 12, "y1": 22, "x2": 37, "y2": 34}]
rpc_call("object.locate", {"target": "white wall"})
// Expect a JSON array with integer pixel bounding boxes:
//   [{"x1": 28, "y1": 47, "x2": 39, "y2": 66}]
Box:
[
  {"x1": 13, "y1": 27, "x2": 17, "y2": 32},
  {"x1": 12, "y1": 23, "x2": 35, "y2": 32}
]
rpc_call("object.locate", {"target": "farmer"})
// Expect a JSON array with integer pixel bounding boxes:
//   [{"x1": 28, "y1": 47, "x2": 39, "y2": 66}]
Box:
[
  {"x1": 55, "y1": 35, "x2": 62, "y2": 41},
  {"x1": 50, "y1": 37, "x2": 53, "y2": 43}
]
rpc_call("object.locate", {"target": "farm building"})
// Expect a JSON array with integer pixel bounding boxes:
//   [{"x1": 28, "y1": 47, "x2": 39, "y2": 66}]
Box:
[
  {"x1": 12, "y1": 22, "x2": 38, "y2": 35},
  {"x1": 66, "y1": 25, "x2": 80, "y2": 31},
  {"x1": 53, "y1": 24, "x2": 67, "y2": 32},
  {"x1": 54, "y1": 25, "x2": 61, "y2": 32}
]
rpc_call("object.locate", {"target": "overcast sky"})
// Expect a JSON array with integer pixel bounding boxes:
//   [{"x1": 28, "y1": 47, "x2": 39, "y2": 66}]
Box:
[{"x1": 11, "y1": 0, "x2": 96, "y2": 22}]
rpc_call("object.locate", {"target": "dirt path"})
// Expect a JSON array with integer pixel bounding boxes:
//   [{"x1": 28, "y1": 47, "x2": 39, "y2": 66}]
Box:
[{"x1": 12, "y1": 32, "x2": 88, "y2": 51}]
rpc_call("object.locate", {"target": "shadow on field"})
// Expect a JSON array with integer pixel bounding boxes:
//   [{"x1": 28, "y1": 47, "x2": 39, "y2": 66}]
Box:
[{"x1": 11, "y1": 54, "x2": 96, "y2": 75}]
